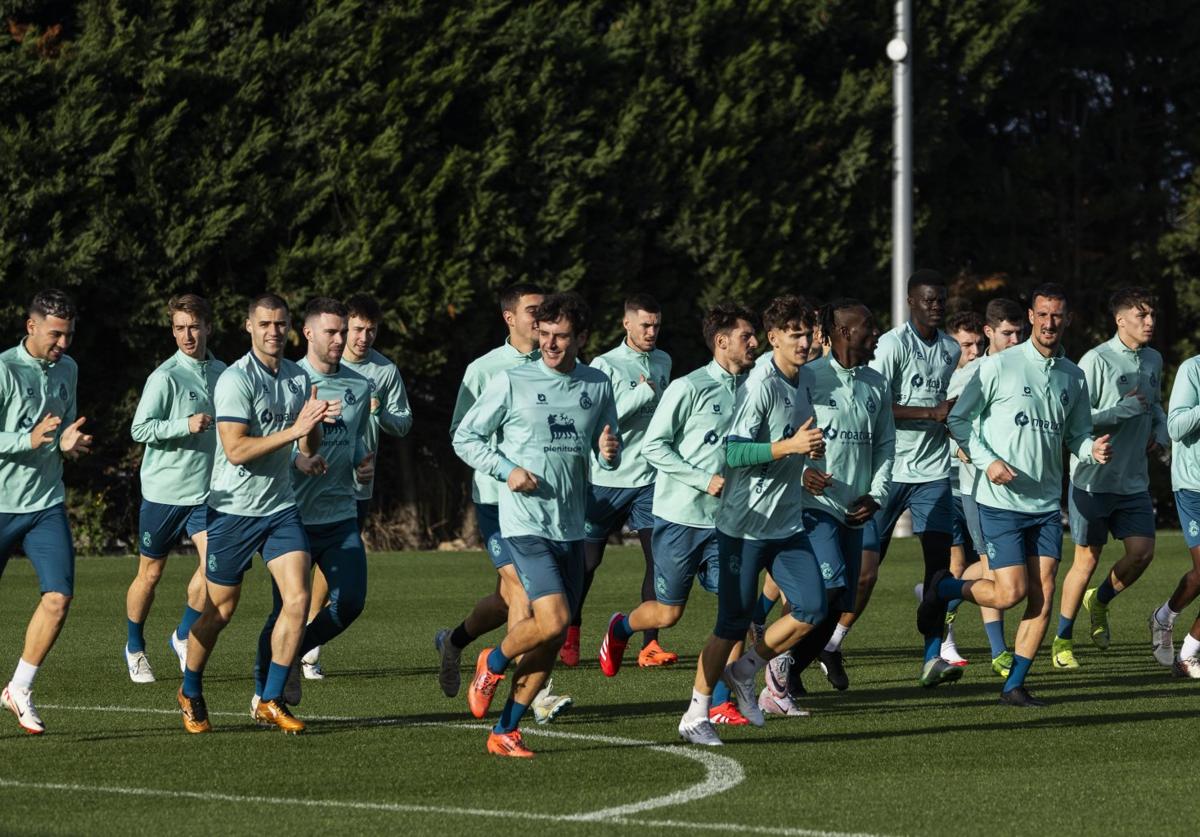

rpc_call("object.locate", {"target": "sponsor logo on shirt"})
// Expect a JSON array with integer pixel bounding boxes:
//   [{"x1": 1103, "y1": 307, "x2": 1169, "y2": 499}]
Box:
[
  {"x1": 1023, "y1": 386, "x2": 1032, "y2": 396},
  {"x1": 1118, "y1": 374, "x2": 1128, "y2": 385},
  {"x1": 548, "y1": 414, "x2": 579, "y2": 440},
  {"x1": 712, "y1": 404, "x2": 721, "y2": 414},
  {"x1": 188, "y1": 390, "x2": 198, "y2": 401},
  {"x1": 18, "y1": 415, "x2": 32, "y2": 429},
  {"x1": 537, "y1": 393, "x2": 547, "y2": 403},
  {"x1": 822, "y1": 423, "x2": 872, "y2": 443},
  {"x1": 1014, "y1": 410, "x2": 1061, "y2": 433},
  {"x1": 704, "y1": 430, "x2": 720, "y2": 445},
  {"x1": 828, "y1": 397, "x2": 838, "y2": 408},
  {"x1": 911, "y1": 373, "x2": 924, "y2": 389}
]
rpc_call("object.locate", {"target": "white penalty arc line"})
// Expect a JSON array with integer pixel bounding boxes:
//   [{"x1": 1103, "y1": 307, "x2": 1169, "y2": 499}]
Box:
[{"x1": 20, "y1": 702, "x2": 885, "y2": 837}]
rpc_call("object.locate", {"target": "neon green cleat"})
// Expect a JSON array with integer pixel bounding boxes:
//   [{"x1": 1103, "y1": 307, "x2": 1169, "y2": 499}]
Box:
[
  {"x1": 1082, "y1": 588, "x2": 1111, "y2": 650},
  {"x1": 991, "y1": 650, "x2": 1014, "y2": 678},
  {"x1": 944, "y1": 609, "x2": 957, "y2": 627},
  {"x1": 1052, "y1": 636, "x2": 1080, "y2": 668}
]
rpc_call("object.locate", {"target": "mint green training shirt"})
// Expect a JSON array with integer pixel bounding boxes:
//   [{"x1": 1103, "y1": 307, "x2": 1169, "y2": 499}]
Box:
[
  {"x1": 343, "y1": 348, "x2": 413, "y2": 502},
  {"x1": 132, "y1": 350, "x2": 226, "y2": 507},
  {"x1": 453, "y1": 360, "x2": 619, "y2": 541},
  {"x1": 947, "y1": 358, "x2": 982, "y2": 497},
  {"x1": 806, "y1": 355, "x2": 895, "y2": 522},
  {"x1": 292, "y1": 359, "x2": 372, "y2": 526},
  {"x1": 948, "y1": 339, "x2": 1097, "y2": 514},
  {"x1": 1168, "y1": 355, "x2": 1200, "y2": 491},
  {"x1": 715, "y1": 359, "x2": 816, "y2": 541},
  {"x1": 642, "y1": 359, "x2": 743, "y2": 528},
  {"x1": 449, "y1": 339, "x2": 541, "y2": 506},
  {"x1": 870, "y1": 322, "x2": 960, "y2": 483},
  {"x1": 589, "y1": 340, "x2": 672, "y2": 488},
  {"x1": 1070, "y1": 334, "x2": 1168, "y2": 495},
  {"x1": 0, "y1": 341, "x2": 78, "y2": 514},
  {"x1": 208, "y1": 352, "x2": 312, "y2": 517}
]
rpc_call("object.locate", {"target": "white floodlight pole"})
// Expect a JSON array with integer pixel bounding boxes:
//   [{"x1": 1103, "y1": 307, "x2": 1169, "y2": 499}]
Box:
[{"x1": 889, "y1": 0, "x2": 913, "y2": 329}]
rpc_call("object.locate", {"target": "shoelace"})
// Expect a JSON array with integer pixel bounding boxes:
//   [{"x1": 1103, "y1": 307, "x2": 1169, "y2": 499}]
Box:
[{"x1": 476, "y1": 671, "x2": 500, "y2": 696}]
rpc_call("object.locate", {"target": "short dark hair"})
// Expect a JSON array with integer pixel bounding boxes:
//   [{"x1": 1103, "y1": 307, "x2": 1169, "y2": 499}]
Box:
[
  {"x1": 29, "y1": 289, "x2": 76, "y2": 321},
  {"x1": 303, "y1": 297, "x2": 348, "y2": 322},
  {"x1": 702, "y1": 301, "x2": 757, "y2": 350},
  {"x1": 535, "y1": 291, "x2": 590, "y2": 335},
  {"x1": 762, "y1": 295, "x2": 817, "y2": 333},
  {"x1": 624, "y1": 293, "x2": 661, "y2": 315},
  {"x1": 1029, "y1": 282, "x2": 1068, "y2": 309},
  {"x1": 907, "y1": 268, "x2": 946, "y2": 294},
  {"x1": 946, "y1": 310, "x2": 985, "y2": 336},
  {"x1": 248, "y1": 292, "x2": 289, "y2": 318},
  {"x1": 985, "y1": 298, "x2": 1024, "y2": 328},
  {"x1": 819, "y1": 299, "x2": 869, "y2": 345},
  {"x1": 346, "y1": 293, "x2": 382, "y2": 324},
  {"x1": 1109, "y1": 286, "x2": 1156, "y2": 316},
  {"x1": 500, "y1": 283, "x2": 545, "y2": 314},
  {"x1": 167, "y1": 294, "x2": 211, "y2": 325}
]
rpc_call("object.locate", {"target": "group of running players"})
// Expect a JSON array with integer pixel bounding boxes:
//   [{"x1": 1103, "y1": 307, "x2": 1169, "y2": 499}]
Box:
[{"x1": 3, "y1": 275, "x2": 1200, "y2": 757}]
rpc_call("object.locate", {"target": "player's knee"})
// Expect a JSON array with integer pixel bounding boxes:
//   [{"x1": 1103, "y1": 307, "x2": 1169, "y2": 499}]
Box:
[
  {"x1": 41, "y1": 591, "x2": 72, "y2": 621},
  {"x1": 659, "y1": 604, "x2": 684, "y2": 628},
  {"x1": 139, "y1": 561, "x2": 165, "y2": 585},
  {"x1": 858, "y1": 567, "x2": 878, "y2": 592},
  {"x1": 1128, "y1": 549, "x2": 1154, "y2": 570},
  {"x1": 332, "y1": 592, "x2": 365, "y2": 629}
]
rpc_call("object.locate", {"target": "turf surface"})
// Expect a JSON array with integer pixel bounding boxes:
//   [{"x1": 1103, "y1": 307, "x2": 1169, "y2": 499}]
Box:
[{"x1": 1, "y1": 535, "x2": 1197, "y2": 836}]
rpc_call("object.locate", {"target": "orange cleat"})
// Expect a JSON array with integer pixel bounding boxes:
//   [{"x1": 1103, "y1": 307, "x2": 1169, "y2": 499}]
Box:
[
  {"x1": 253, "y1": 698, "x2": 306, "y2": 734},
  {"x1": 559, "y1": 626, "x2": 581, "y2": 667},
  {"x1": 468, "y1": 648, "x2": 505, "y2": 719},
  {"x1": 486, "y1": 729, "x2": 535, "y2": 758},
  {"x1": 177, "y1": 687, "x2": 211, "y2": 734},
  {"x1": 708, "y1": 700, "x2": 750, "y2": 726},
  {"x1": 638, "y1": 639, "x2": 678, "y2": 667}
]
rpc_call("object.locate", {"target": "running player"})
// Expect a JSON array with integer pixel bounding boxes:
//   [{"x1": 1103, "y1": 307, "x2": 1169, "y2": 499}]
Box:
[
  {"x1": 455, "y1": 291, "x2": 619, "y2": 757},
  {"x1": 1, "y1": 290, "x2": 92, "y2": 734},
  {"x1": 946, "y1": 310, "x2": 986, "y2": 587},
  {"x1": 301, "y1": 293, "x2": 412, "y2": 679},
  {"x1": 677, "y1": 295, "x2": 827, "y2": 746},
  {"x1": 177, "y1": 292, "x2": 338, "y2": 735},
  {"x1": 820, "y1": 269, "x2": 962, "y2": 689},
  {"x1": 124, "y1": 294, "x2": 225, "y2": 683},
  {"x1": 253, "y1": 298, "x2": 374, "y2": 706},
  {"x1": 597, "y1": 302, "x2": 758, "y2": 725},
  {"x1": 940, "y1": 283, "x2": 1111, "y2": 706},
  {"x1": 569, "y1": 294, "x2": 672, "y2": 668},
  {"x1": 763, "y1": 300, "x2": 894, "y2": 715},
  {"x1": 1053, "y1": 287, "x2": 1166, "y2": 668}
]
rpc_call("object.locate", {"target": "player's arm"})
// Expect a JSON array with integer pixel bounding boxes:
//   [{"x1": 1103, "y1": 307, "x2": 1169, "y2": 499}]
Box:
[
  {"x1": 453, "y1": 374, "x2": 518, "y2": 481},
  {"x1": 1167, "y1": 360, "x2": 1200, "y2": 443},
  {"x1": 1150, "y1": 356, "x2": 1170, "y2": 448},
  {"x1": 868, "y1": 389, "x2": 897, "y2": 507},
  {"x1": 58, "y1": 365, "x2": 91, "y2": 458},
  {"x1": 130, "y1": 372, "x2": 198, "y2": 443},
  {"x1": 0, "y1": 369, "x2": 44, "y2": 453},
  {"x1": 592, "y1": 382, "x2": 621, "y2": 470},
  {"x1": 216, "y1": 372, "x2": 326, "y2": 466},
  {"x1": 724, "y1": 382, "x2": 823, "y2": 468},
  {"x1": 642, "y1": 380, "x2": 714, "y2": 492},
  {"x1": 1065, "y1": 377, "x2": 1106, "y2": 463},
  {"x1": 1083, "y1": 353, "x2": 1141, "y2": 427},
  {"x1": 948, "y1": 360, "x2": 1001, "y2": 472},
  {"x1": 595, "y1": 356, "x2": 655, "y2": 422},
  {"x1": 376, "y1": 365, "x2": 413, "y2": 438}
]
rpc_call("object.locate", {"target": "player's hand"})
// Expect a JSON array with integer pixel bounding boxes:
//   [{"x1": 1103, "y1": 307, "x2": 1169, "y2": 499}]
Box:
[
  {"x1": 599, "y1": 424, "x2": 620, "y2": 463},
  {"x1": 507, "y1": 468, "x2": 539, "y2": 493},
  {"x1": 355, "y1": 452, "x2": 376, "y2": 484},
  {"x1": 803, "y1": 468, "x2": 833, "y2": 496},
  {"x1": 60, "y1": 417, "x2": 93, "y2": 456},
  {"x1": 706, "y1": 474, "x2": 725, "y2": 497},
  {"x1": 638, "y1": 374, "x2": 656, "y2": 393},
  {"x1": 28, "y1": 412, "x2": 61, "y2": 450},
  {"x1": 188, "y1": 413, "x2": 213, "y2": 434},
  {"x1": 929, "y1": 398, "x2": 957, "y2": 423},
  {"x1": 956, "y1": 447, "x2": 971, "y2": 464},
  {"x1": 986, "y1": 459, "x2": 1017, "y2": 485},
  {"x1": 845, "y1": 495, "x2": 880, "y2": 526},
  {"x1": 322, "y1": 397, "x2": 343, "y2": 423},
  {"x1": 295, "y1": 386, "x2": 330, "y2": 434},
  {"x1": 370, "y1": 396, "x2": 381, "y2": 414},
  {"x1": 295, "y1": 453, "x2": 328, "y2": 476},
  {"x1": 1093, "y1": 434, "x2": 1112, "y2": 464},
  {"x1": 1124, "y1": 388, "x2": 1149, "y2": 410},
  {"x1": 785, "y1": 417, "x2": 825, "y2": 458}
]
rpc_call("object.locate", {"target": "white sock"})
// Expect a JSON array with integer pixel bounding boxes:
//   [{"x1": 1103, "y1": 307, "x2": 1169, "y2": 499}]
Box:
[
  {"x1": 301, "y1": 647, "x2": 321, "y2": 665},
  {"x1": 945, "y1": 623, "x2": 958, "y2": 647},
  {"x1": 825, "y1": 623, "x2": 850, "y2": 653},
  {"x1": 684, "y1": 688, "x2": 711, "y2": 722},
  {"x1": 533, "y1": 678, "x2": 553, "y2": 701},
  {"x1": 1155, "y1": 603, "x2": 1179, "y2": 628},
  {"x1": 11, "y1": 658, "x2": 38, "y2": 691},
  {"x1": 732, "y1": 647, "x2": 768, "y2": 680},
  {"x1": 1181, "y1": 635, "x2": 1200, "y2": 661}
]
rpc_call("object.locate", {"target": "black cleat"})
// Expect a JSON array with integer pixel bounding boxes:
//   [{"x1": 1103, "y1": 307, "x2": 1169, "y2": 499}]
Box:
[
  {"x1": 818, "y1": 650, "x2": 850, "y2": 691},
  {"x1": 918, "y1": 569, "x2": 951, "y2": 637},
  {"x1": 998, "y1": 686, "x2": 1047, "y2": 707}
]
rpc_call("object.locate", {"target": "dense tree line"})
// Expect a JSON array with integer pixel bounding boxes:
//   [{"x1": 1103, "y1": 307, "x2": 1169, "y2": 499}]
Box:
[{"x1": 2, "y1": 1, "x2": 1198, "y2": 548}]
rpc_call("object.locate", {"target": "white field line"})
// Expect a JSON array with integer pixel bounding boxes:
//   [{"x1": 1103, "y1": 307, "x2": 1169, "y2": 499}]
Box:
[{"x1": 15, "y1": 703, "x2": 887, "y2": 837}]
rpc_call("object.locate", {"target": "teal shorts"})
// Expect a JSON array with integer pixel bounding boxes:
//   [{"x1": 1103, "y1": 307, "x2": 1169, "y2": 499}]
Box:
[
  {"x1": 505, "y1": 536, "x2": 585, "y2": 617},
  {"x1": 138, "y1": 500, "x2": 207, "y2": 559},
  {"x1": 0, "y1": 504, "x2": 75, "y2": 595},
  {"x1": 1068, "y1": 486, "x2": 1154, "y2": 547},
  {"x1": 205, "y1": 505, "x2": 310, "y2": 586},
  {"x1": 713, "y1": 528, "x2": 827, "y2": 640},
  {"x1": 802, "y1": 509, "x2": 863, "y2": 613},
  {"x1": 650, "y1": 517, "x2": 719, "y2": 605},
  {"x1": 584, "y1": 484, "x2": 655, "y2": 542}
]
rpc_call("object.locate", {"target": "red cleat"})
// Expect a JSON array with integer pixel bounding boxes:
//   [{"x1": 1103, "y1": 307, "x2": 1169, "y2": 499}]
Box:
[
  {"x1": 709, "y1": 700, "x2": 751, "y2": 726},
  {"x1": 559, "y1": 625, "x2": 581, "y2": 667},
  {"x1": 467, "y1": 648, "x2": 505, "y2": 719},
  {"x1": 599, "y1": 612, "x2": 630, "y2": 677}
]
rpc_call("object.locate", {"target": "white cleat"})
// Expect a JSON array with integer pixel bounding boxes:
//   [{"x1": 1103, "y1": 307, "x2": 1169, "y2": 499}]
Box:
[
  {"x1": 1150, "y1": 615, "x2": 1175, "y2": 667},
  {"x1": 758, "y1": 687, "x2": 812, "y2": 717},
  {"x1": 678, "y1": 716, "x2": 723, "y2": 746},
  {"x1": 434, "y1": 628, "x2": 462, "y2": 698},
  {"x1": 913, "y1": 582, "x2": 924, "y2": 602},
  {"x1": 284, "y1": 660, "x2": 303, "y2": 706},
  {"x1": 301, "y1": 647, "x2": 325, "y2": 680},
  {"x1": 765, "y1": 652, "x2": 791, "y2": 699},
  {"x1": 169, "y1": 630, "x2": 188, "y2": 674},
  {"x1": 722, "y1": 662, "x2": 765, "y2": 727},
  {"x1": 125, "y1": 647, "x2": 156, "y2": 684},
  {"x1": 1173, "y1": 656, "x2": 1200, "y2": 679},
  {"x1": 532, "y1": 678, "x2": 573, "y2": 724},
  {"x1": 3, "y1": 684, "x2": 45, "y2": 734},
  {"x1": 940, "y1": 643, "x2": 969, "y2": 667}
]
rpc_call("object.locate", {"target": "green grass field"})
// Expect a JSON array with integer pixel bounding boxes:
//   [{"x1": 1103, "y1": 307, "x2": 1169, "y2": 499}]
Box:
[{"x1": 1, "y1": 535, "x2": 1197, "y2": 836}]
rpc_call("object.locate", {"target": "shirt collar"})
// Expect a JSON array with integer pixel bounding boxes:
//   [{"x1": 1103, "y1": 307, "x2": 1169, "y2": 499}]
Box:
[
  {"x1": 705, "y1": 358, "x2": 739, "y2": 387},
  {"x1": 174, "y1": 349, "x2": 214, "y2": 372},
  {"x1": 1021, "y1": 337, "x2": 1066, "y2": 367},
  {"x1": 504, "y1": 338, "x2": 540, "y2": 362},
  {"x1": 16, "y1": 339, "x2": 53, "y2": 370},
  {"x1": 1107, "y1": 333, "x2": 1142, "y2": 356},
  {"x1": 905, "y1": 320, "x2": 940, "y2": 346},
  {"x1": 617, "y1": 339, "x2": 649, "y2": 360}
]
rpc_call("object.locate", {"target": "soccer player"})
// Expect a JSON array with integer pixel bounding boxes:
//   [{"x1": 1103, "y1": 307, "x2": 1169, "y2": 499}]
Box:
[
  {"x1": 676, "y1": 295, "x2": 827, "y2": 746},
  {"x1": 301, "y1": 293, "x2": 412, "y2": 679},
  {"x1": 568, "y1": 294, "x2": 673, "y2": 668},
  {"x1": 455, "y1": 291, "x2": 619, "y2": 758},
  {"x1": 124, "y1": 294, "x2": 226, "y2": 683},
  {"x1": 177, "y1": 292, "x2": 338, "y2": 735},
  {"x1": 253, "y1": 298, "x2": 374, "y2": 705},
  {"x1": 763, "y1": 300, "x2": 894, "y2": 716},
  {"x1": 945, "y1": 310, "x2": 987, "y2": 587},
  {"x1": 597, "y1": 302, "x2": 758, "y2": 724},
  {"x1": 1053, "y1": 287, "x2": 1166, "y2": 668},
  {"x1": 1, "y1": 290, "x2": 92, "y2": 734},
  {"x1": 1152, "y1": 352, "x2": 1200, "y2": 674},
  {"x1": 941, "y1": 283, "x2": 1111, "y2": 706},
  {"x1": 820, "y1": 269, "x2": 962, "y2": 689}
]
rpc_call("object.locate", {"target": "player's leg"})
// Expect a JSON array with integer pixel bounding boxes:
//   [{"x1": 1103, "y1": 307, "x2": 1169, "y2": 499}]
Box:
[
  {"x1": 1152, "y1": 491, "x2": 1200, "y2": 667},
  {"x1": 1054, "y1": 486, "x2": 1106, "y2": 664},
  {"x1": 749, "y1": 573, "x2": 781, "y2": 644},
  {"x1": 939, "y1": 495, "x2": 973, "y2": 665},
  {"x1": 910, "y1": 480, "x2": 955, "y2": 681},
  {"x1": 301, "y1": 564, "x2": 330, "y2": 676},
  {"x1": 125, "y1": 501, "x2": 192, "y2": 682},
  {"x1": 961, "y1": 492, "x2": 1010, "y2": 672},
  {"x1": 1081, "y1": 493, "x2": 1156, "y2": 651},
  {"x1": 172, "y1": 514, "x2": 209, "y2": 672},
  {"x1": 298, "y1": 520, "x2": 367, "y2": 663},
  {"x1": 569, "y1": 486, "x2": 626, "y2": 665},
  {"x1": 999, "y1": 512, "x2": 1063, "y2": 706},
  {"x1": 255, "y1": 549, "x2": 312, "y2": 732}
]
